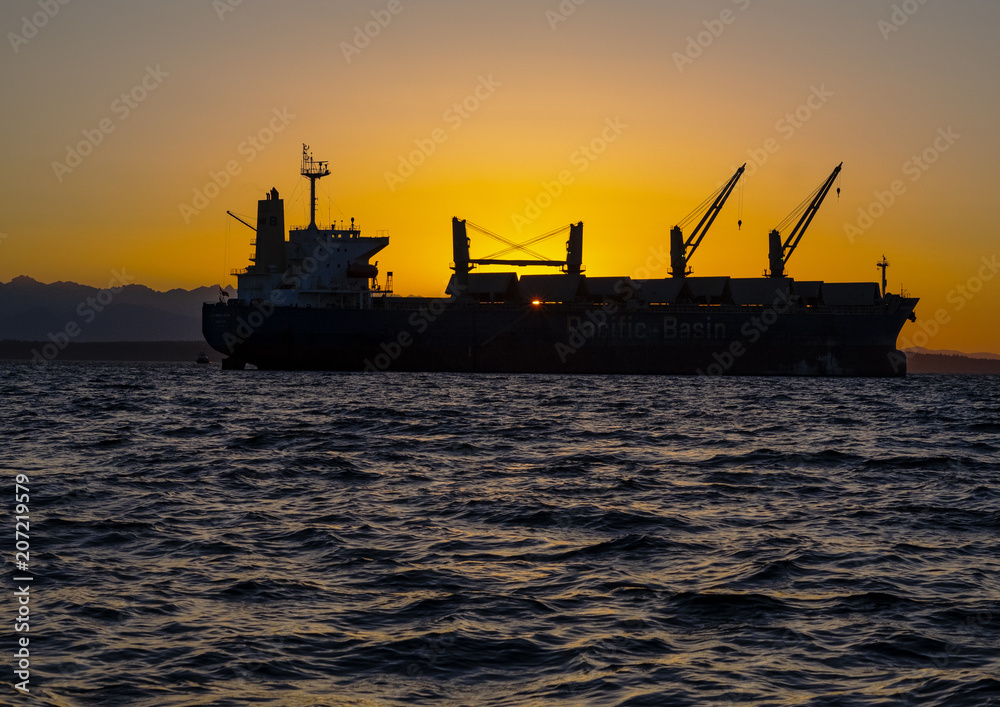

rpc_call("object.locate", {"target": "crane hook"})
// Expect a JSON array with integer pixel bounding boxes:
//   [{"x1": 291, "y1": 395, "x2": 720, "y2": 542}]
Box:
[{"x1": 737, "y1": 219, "x2": 743, "y2": 231}]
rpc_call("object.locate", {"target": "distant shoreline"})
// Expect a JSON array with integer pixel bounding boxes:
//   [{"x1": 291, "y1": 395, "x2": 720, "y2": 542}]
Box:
[
  {"x1": 1, "y1": 340, "x2": 998, "y2": 374},
  {"x1": 904, "y1": 352, "x2": 1000, "y2": 375},
  {"x1": 0, "y1": 341, "x2": 208, "y2": 363}
]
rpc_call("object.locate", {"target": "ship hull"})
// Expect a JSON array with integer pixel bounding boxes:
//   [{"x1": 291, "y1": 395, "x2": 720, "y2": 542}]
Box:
[{"x1": 203, "y1": 299, "x2": 916, "y2": 376}]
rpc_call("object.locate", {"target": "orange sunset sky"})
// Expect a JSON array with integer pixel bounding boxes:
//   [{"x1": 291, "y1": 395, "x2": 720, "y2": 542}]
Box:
[{"x1": 2, "y1": 0, "x2": 998, "y2": 353}]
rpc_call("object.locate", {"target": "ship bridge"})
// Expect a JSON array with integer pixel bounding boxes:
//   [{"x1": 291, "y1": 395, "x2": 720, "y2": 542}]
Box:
[{"x1": 233, "y1": 145, "x2": 390, "y2": 308}]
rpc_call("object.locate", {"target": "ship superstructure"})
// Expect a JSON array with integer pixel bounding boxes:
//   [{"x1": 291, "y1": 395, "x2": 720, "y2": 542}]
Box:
[{"x1": 230, "y1": 145, "x2": 389, "y2": 309}]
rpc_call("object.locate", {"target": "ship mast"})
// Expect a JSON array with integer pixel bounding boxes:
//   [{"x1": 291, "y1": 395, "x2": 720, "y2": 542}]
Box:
[
  {"x1": 877, "y1": 254, "x2": 890, "y2": 297},
  {"x1": 301, "y1": 144, "x2": 330, "y2": 229}
]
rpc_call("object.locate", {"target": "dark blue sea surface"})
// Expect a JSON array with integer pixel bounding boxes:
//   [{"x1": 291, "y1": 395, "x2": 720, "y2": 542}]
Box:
[{"x1": 2, "y1": 362, "x2": 999, "y2": 706}]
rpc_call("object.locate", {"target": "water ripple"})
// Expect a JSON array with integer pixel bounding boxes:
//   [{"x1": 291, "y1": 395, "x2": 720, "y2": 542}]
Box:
[{"x1": 1, "y1": 362, "x2": 998, "y2": 705}]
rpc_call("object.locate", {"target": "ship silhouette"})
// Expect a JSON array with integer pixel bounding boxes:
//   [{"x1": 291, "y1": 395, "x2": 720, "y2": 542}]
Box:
[{"x1": 203, "y1": 147, "x2": 918, "y2": 375}]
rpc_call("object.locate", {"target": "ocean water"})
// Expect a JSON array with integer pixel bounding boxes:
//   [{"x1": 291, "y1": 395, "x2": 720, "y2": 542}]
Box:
[{"x1": 2, "y1": 362, "x2": 999, "y2": 707}]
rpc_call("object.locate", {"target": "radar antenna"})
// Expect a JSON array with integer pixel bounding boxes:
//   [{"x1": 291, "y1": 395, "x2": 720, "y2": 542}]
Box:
[{"x1": 301, "y1": 144, "x2": 330, "y2": 229}]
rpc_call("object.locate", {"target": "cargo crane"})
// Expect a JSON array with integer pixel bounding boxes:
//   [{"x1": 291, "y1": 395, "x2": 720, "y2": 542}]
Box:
[
  {"x1": 767, "y1": 163, "x2": 842, "y2": 278},
  {"x1": 226, "y1": 211, "x2": 256, "y2": 232},
  {"x1": 670, "y1": 164, "x2": 746, "y2": 277},
  {"x1": 450, "y1": 218, "x2": 583, "y2": 293}
]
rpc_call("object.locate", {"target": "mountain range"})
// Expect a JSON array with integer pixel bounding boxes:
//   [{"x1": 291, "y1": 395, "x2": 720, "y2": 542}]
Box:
[
  {"x1": 0, "y1": 276, "x2": 234, "y2": 342},
  {"x1": 902, "y1": 346, "x2": 1000, "y2": 361}
]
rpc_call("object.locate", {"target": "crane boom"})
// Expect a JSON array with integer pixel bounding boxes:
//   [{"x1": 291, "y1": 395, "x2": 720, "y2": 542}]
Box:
[
  {"x1": 227, "y1": 211, "x2": 257, "y2": 232},
  {"x1": 670, "y1": 164, "x2": 746, "y2": 277},
  {"x1": 767, "y1": 163, "x2": 842, "y2": 278}
]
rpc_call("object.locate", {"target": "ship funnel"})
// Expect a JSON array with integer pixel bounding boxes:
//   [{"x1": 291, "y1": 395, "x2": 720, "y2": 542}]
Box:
[{"x1": 255, "y1": 189, "x2": 286, "y2": 273}]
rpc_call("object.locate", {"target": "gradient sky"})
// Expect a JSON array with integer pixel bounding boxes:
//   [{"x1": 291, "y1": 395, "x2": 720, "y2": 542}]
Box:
[{"x1": 2, "y1": 0, "x2": 998, "y2": 352}]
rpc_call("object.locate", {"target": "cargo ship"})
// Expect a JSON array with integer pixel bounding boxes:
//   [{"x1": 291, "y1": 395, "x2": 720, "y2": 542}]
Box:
[{"x1": 202, "y1": 146, "x2": 918, "y2": 376}]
